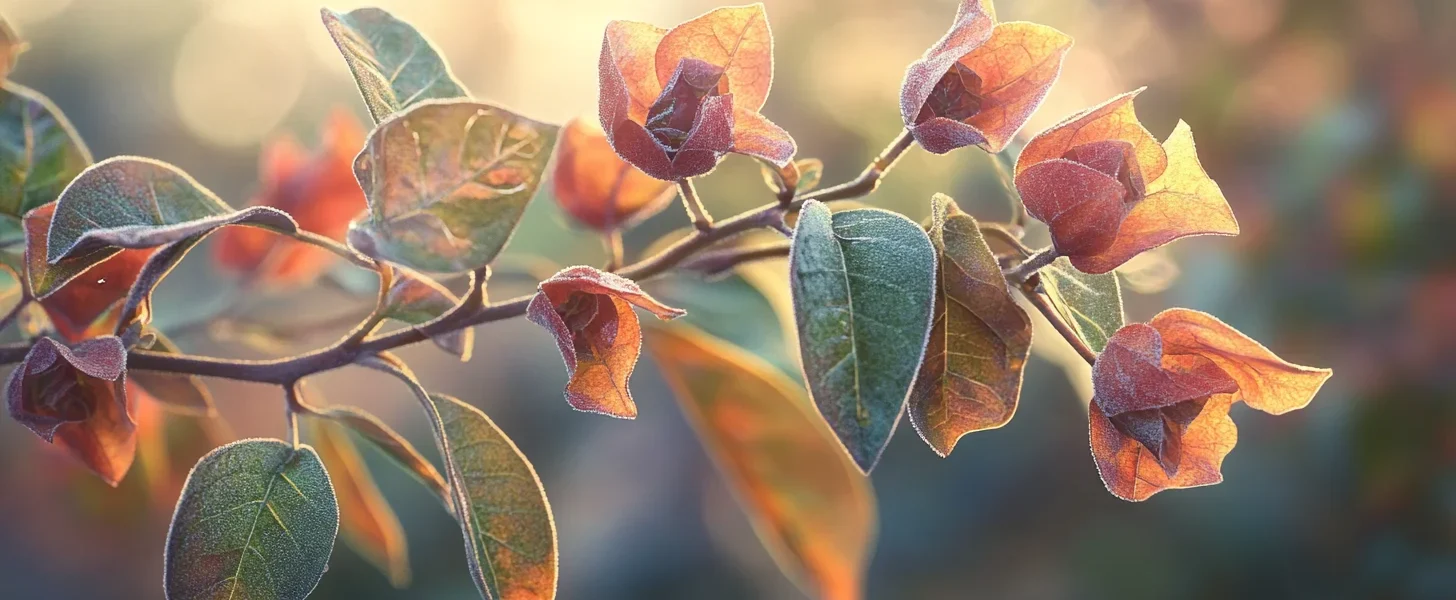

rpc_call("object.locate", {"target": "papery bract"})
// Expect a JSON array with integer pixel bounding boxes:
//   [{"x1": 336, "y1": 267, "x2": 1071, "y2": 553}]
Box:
[
  {"x1": 552, "y1": 117, "x2": 674, "y2": 231},
  {"x1": 526, "y1": 266, "x2": 684, "y2": 418},
  {"x1": 214, "y1": 109, "x2": 367, "y2": 286},
  {"x1": 1016, "y1": 91, "x2": 1239, "y2": 273},
  {"x1": 598, "y1": 4, "x2": 795, "y2": 181},
  {"x1": 6, "y1": 336, "x2": 133, "y2": 486},
  {"x1": 900, "y1": 0, "x2": 1072, "y2": 154},
  {"x1": 1090, "y1": 309, "x2": 1332, "y2": 501}
]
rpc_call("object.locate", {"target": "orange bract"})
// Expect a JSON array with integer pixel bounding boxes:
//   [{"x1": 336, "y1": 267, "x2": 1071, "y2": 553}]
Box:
[
  {"x1": 599, "y1": 4, "x2": 795, "y2": 181},
  {"x1": 213, "y1": 109, "x2": 366, "y2": 285},
  {"x1": 1016, "y1": 91, "x2": 1239, "y2": 273},
  {"x1": 901, "y1": 0, "x2": 1072, "y2": 154},
  {"x1": 1090, "y1": 309, "x2": 1331, "y2": 501},
  {"x1": 526, "y1": 266, "x2": 684, "y2": 418},
  {"x1": 552, "y1": 117, "x2": 674, "y2": 231},
  {"x1": 6, "y1": 336, "x2": 134, "y2": 486}
]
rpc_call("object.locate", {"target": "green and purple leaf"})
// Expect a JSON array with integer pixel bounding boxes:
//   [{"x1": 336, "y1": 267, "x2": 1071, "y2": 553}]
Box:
[
  {"x1": 0, "y1": 82, "x2": 91, "y2": 219},
  {"x1": 321, "y1": 7, "x2": 469, "y2": 124},
  {"x1": 346, "y1": 99, "x2": 557, "y2": 274},
  {"x1": 164, "y1": 438, "x2": 339, "y2": 600}
]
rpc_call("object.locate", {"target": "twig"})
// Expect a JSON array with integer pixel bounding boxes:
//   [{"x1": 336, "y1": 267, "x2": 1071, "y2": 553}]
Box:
[
  {"x1": 340, "y1": 261, "x2": 393, "y2": 348},
  {"x1": 0, "y1": 297, "x2": 30, "y2": 335},
  {"x1": 798, "y1": 128, "x2": 915, "y2": 204},
  {"x1": 603, "y1": 230, "x2": 625, "y2": 271},
  {"x1": 681, "y1": 242, "x2": 791, "y2": 276},
  {"x1": 1004, "y1": 246, "x2": 1059, "y2": 284},
  {"x1": 678, "y1": 179, "x2": 714, "y2": 231},
  {"x1": 1018, "y1": 277, "x2": 1098, "y2": 365}
]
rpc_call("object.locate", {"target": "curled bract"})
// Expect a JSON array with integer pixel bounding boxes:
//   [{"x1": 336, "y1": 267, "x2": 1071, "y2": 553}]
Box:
[
  {"x1": 6, "y1": 336, "x2": 133, "y2": 486},
  {"x1": 900, "y1": 0, "x2": 1072, "y2": 154},
  {"x1": 598, "y1": 4, "x2": 795, "y2": 181}
]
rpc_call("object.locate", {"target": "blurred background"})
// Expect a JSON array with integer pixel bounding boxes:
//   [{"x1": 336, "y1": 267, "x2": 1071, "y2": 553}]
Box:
[{"x1": 0, "y1": 0, "x2": 1452, "y2": 598}]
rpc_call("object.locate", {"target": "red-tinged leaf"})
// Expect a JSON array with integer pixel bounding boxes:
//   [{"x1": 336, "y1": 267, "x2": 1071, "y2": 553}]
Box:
[
  {"x1": 6, "y1": 336, "x2": 134, "y2": 486},
  {"x1": 552, "y1": 117, "x2": 674, "y2": 231},
  {"x1": 1070, "y1": 122, "x2": 1240, "y2": 273},
  {"x1": 732, "y1": 109, "x2": 795, "y2": 167},
  {"x1": 0, "y1": 17, "x2": 23, "y2": 82},
  {"x1": 214, "y1": 109, "x2": 368, "y2": 286},
  {"x1": 25, "y1": 202, "x2": 153, "y2": 340},
  {"x1": 1148, "y1": 308, "x2": 1332, "y2": 415},
  {"x1": 646, "y1": 325, "x2": 876, "y2": 600},
  {"x1": 306, "y1": 417, "x2": 412, "y2": 588},
  {"x1": 655, "y1": 4, "x2": 773, "y2": 113},
  {"x1": 1015, "y1": 158, "x2": 1133, "y2": 256},
  {"x1": 1089, "y1": 313, "x2": 1331, "y2": 501},
  {"x1": 526, "y1": 266, "x2": 684, "y2": 418},
  {"x1": 1016, "y1": 89, "x2": 1167, "y2": 181},
  {"x1": 908, "y1": 195, "x2": 1032, "y2": 456},
  {"x1": 901, "y1": 1, "x2": 1070, "y2": 154}
]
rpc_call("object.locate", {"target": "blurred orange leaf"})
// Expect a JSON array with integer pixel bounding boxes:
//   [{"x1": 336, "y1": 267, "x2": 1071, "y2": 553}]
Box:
[
  {"x1": 306, "y1": 417, "x2": 412, "y2": 588},
  {"x1": 552, "y1": 117, "x2": 674, "y2": 231},
  {"x1": 25, "y1": 202, "x2": 152, "y2": 341},
  {"x1": 526, "y1": 266, "x2": 684, "y2": 418},
  {"x1": 214, "y1": 109, "x2": 367, "y2": 286},
  {"x1": 646, "y1": 325, "x2": 876, "y2": 600}
]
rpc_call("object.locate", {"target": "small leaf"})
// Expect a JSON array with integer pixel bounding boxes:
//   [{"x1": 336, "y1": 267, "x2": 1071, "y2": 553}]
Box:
[
  {"x1": 164, "y1": 439, "x2": 339, "y2": 600},
  {"x1": 428, "y1": 393, "x2": 558, "y2": 600},
  {"x1": 526, "y1": 266, "x2": 684, "y2": 419},
  {"x1": 0, "y1": 82, "x2": 92, "y2": 218},
  {"x1": 1040, "y1": 257, "x2": 1124, "y2": 353},
  {"x1": 908, "y1": 195, "x2": 1032, "y2": 456},
  {"x1": 646, "y1": 325, "x2": 876, "y2": 600},
  {"x1": 47, "y1": 156, "x2": 298, "y2": 263},
  {"x1": 321, "y1": 7, "x2": 469, "y2": 123},
  {"x1": 790, "y1": 201, "x2": 937, "y2": 471},
  {"x1": 758, "y1": 157, "x2": 823, "y2": 196},
  {"x1": 381, "y1": 266, "x2": 476, "y2": 360},
  {"x1": 306, "y1": 418, "x2": 411, "y2": 588},
  {"x1": 347, "y1": 99, "x2": 558, "y2": 274},
  {"x1": 316, "y1": 405, "x2": 449, "y2": 503},
  {"x1": 131, "y1": 329, "x2": 215, "y2": 416},
  {"x1": 552, "y1": 117, "x2": 674, "y2": 231},
  {"x1": 794, "y1": 158, "x2": 824, "y2": 192}
]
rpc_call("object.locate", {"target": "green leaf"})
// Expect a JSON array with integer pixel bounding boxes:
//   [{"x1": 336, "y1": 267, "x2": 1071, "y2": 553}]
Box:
[
  {"x1": 132, "y1": 328, "x2": 215, "y2": 416},
  {"x1": 321, "y1": 7, "x2": 469, "y2": 124},
  {"x1": 346, "y1": 99, "x2": 558, "y2": 274},
  {"x1": 908, "y1": 195, "x2": 1032, "y2": 456},
  {"x1": 789, "y1": 200, "x2": 937, "y2": 472},
  {"x1": 1040, "y1": 257, "x2": 1124, "y2": 353},
  {"x1": 646, "y1": 325, "x2": 876, "y2": 600},
  {"x1": 0, "y1": 82, "x2": 91, "y2": 218},
  {"x1": 381, "y1": 266, "x2": 475, "y2": 360},
  {"x1": 164, "y1": 439, "x2": 339, "y2": 600},
  {"x1": 428, "y1": 393, "x2": 558, "y2": 600},
  {"x1": 47, "y1": 156, "x2": 298, "y2": 263}
]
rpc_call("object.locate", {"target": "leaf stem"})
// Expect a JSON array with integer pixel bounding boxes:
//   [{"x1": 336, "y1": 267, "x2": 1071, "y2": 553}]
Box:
[
  {"x1": 681, "y1": 242, "x2": 791, "y2": 276},
  {"x1": 1004, "y1": 246, "x2": 1059, "y2": 284},
  {"x1": 341, "y1": 261, "x2": 393, "y2": 348},
  {"x1": 1017, "y1": 278, "x2": 1098, "y2": 366},
  {"x1": 0, "y1": 297, "x2": 30, "y2": 335},
  {"x1": 603, "y1": 230, "x2": 624, "y2": 271},
  {"x1": 289, "y1": 229, "x2": 375, "y2": 270},
  {"x1": 677, "y1": 179, "x2": 714, "y2": 231},
  {"x1": 798, "y1": 128, "x2": 915, "y2": 204}
]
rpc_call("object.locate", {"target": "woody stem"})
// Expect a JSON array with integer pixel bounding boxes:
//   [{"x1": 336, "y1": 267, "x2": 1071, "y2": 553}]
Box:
[
  {"x1": 677, "y1": 179, "x2": 714, "y2": 231},
  {"x1": 1017, "y1": 277, "x2": 1098, "y2": 365}
]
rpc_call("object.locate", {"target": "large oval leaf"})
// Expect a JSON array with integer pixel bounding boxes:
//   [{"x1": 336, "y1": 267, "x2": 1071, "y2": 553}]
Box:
[
  {"x1": 321, "y1": 7, "x2": 469, "y2": 124},
  {"x1": 789, "y1": 201, "x2": 937, "y2": 472},
  {"x1": 429, "y1": 393, "x2": 557, "y2": 599},
  {"x1": 908, "y1": 195, "x2": 1032, "y2": 456},
  {"x1": 646, "y1": 325, "x2": 876, "y2": 600},
  {"x1": 306, "y1": 418, "x2": 411, "y2": 588},
  {"x1": 347, "y1": 99, "x2": 558, "y2": 273},
  {"x1": 0, "y1": 82, "x2": 92, "y2": 218},
  {"x1": 1040, "y1": 257, "x2": 1124, "y2": 353},
  {"x1": 47, "y1": 156, "x2": 298, "y2": 263},
  {"x1": 164, "y1": 438, "x2": 339, "y2": 600}
]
